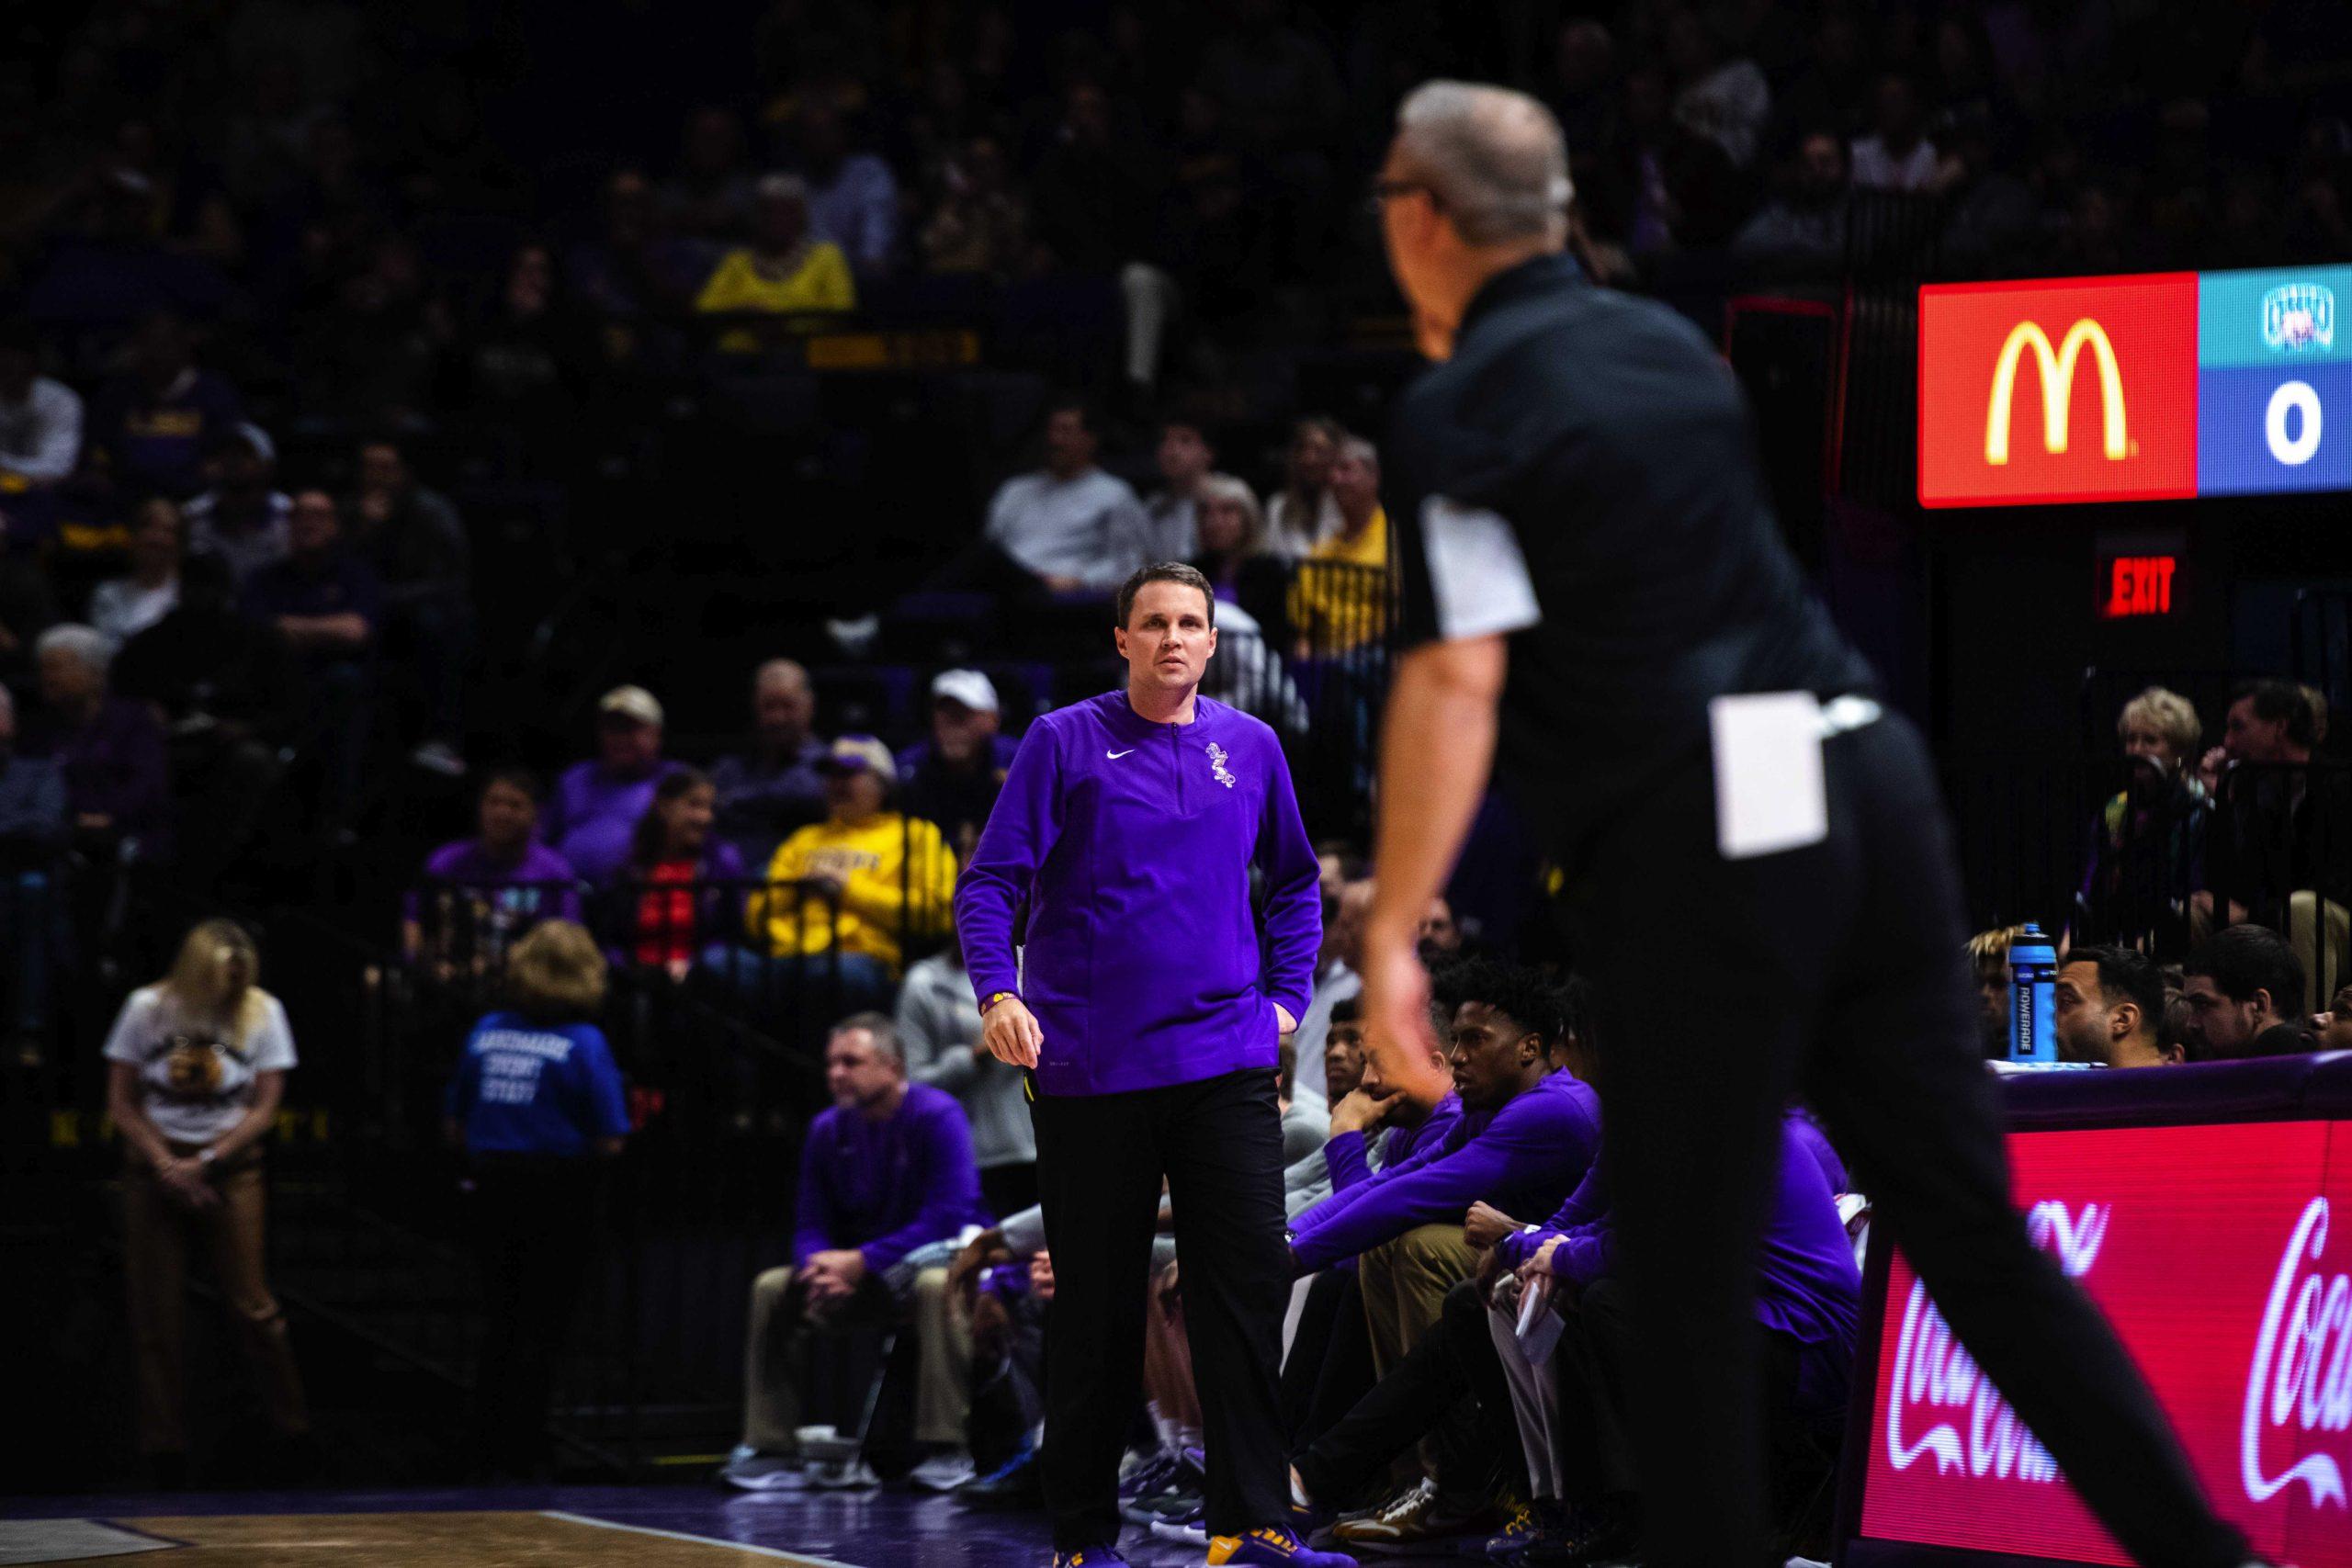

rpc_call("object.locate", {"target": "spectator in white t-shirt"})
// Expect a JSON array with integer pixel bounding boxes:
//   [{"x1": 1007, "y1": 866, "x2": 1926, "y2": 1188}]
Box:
[
  {"x1": 89, "y1": 497, "x2": 184, "y2": 649},
  {"x1": 0, "y1": 321, "x2": 83, "y2": 491},
  {"x1": 1850, "y1": 74, "x2": 1941, "y2": 192},
  {"x1": 1264, "y1": 415, "x2": 1345, "y2": 560},
  {"x1": 103, "y1": 918, "x2": 309, "y2": 1477},
  {"x1": 1142, "y1": 416, "x2": 1217, "y2": 562}
]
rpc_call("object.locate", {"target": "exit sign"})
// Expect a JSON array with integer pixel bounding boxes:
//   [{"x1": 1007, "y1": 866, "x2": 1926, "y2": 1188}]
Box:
[{"x1": 2099, "y1": 553, "x2": 2179, "y2": 618}]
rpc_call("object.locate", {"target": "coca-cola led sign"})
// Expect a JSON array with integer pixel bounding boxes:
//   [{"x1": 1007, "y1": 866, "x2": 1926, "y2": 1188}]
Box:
[{"x1": 1853, "y1": 1120, "x2": 2351, "y2": 1565}]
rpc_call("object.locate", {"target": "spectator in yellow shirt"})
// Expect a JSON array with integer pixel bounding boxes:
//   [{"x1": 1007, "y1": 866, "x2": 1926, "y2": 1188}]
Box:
[
  {"x1": 1286, "y1": 434, "x2": 1391, "y2": 657},
  {"x1": 695, "y1": 175, "x2": 855, "y2": 352},
  {"x1": 727, "y1": 735, "x2": 955, "y2": 1017}
]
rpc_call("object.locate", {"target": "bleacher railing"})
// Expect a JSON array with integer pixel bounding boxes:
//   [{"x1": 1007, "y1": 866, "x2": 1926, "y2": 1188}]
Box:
[
  {"x1": 1276, "y1": 558, "x2": 1396, "y2": 841},
  {"x1": 370, "y1": 878, "x2": 890, "y2": 1467}
]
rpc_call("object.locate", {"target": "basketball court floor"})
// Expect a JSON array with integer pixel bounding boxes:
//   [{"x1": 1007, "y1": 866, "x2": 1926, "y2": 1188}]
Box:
[{"x1": 0, "y1": 1486, "x2": 1214, "y2": 1567}]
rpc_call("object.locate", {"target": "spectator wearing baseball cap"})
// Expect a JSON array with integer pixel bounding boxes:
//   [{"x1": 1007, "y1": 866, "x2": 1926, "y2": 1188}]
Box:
[
  {"x1": 737, "y1": 734, "x2": 956, "y2": 1014},
  {"x1": 897, "y1": 671, "x2": 1019, "y2": 863},
  {"x1": 184, "y1": 423, "x2": 291, "y2": 590},
  {"x1": 542, "y1": 685, "x2": 685, "y2": 886}
]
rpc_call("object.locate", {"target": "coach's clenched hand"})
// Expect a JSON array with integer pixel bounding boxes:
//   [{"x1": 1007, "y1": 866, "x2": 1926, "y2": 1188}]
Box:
[{"x1": 982, "y1": 995, "x2": 1044, "y2": 1067}]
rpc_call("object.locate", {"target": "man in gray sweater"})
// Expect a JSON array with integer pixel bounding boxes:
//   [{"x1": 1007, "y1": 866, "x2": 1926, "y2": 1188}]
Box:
[
  {"x1": 895, "y1": 931, "x2": 1037, "y2": 1217},
  {"x1": 981, "y1": 399, "x2": 1151, "y2": 593}
]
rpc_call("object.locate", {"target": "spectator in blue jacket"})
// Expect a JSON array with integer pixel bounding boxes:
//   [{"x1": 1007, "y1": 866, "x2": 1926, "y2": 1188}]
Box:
[
  {"x1": 443, "y1": 919, "x2": 629, "y2": 1478},
  {"x1": 725, "y1": 1013, "x2": 989, "y2": 1492}
]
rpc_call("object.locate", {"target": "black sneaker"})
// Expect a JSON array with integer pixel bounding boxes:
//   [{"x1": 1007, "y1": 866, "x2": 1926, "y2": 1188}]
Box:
[
  {"x1": 1523, "y1": 1493, "x2": 1638, "y2": 1564},
  {"x1": 957, "y1": 1440, "x2": 1044, "y2": 1511},
  {"x1": 1118, "y1": 1445, "x2": 1205, "y2": 1525}
]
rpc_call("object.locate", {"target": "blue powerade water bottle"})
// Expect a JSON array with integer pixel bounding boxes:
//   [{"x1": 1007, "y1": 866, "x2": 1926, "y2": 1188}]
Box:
[{"x1": 2007, "y1": 923, "x2": 2058, "y2": 1063}]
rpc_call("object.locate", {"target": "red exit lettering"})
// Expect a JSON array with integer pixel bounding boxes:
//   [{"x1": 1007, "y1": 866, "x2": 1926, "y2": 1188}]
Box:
[{"x1": 2102, "y1": 554, "x2": 2177, "y2": 618}]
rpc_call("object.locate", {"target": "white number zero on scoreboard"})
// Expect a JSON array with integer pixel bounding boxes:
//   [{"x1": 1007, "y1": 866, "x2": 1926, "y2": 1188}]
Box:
[{"x1": 2266, "y1": 379, "x2": 2324, "y2": 468}]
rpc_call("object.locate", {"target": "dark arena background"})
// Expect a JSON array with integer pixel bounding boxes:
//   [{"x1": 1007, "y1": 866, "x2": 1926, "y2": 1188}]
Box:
[{"x1": 5, "y1": 2, "x2": 2352, "y2": 1565}]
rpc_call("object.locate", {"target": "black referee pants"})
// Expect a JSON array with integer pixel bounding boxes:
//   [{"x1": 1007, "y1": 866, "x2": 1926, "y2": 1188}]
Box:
[
  {"x1": 1566, "y1": 711, "x2": 2246, "y2": 1568},
  {"x1": 1030, "y1": 1067, "x2": 1292, "y2": 1551}
]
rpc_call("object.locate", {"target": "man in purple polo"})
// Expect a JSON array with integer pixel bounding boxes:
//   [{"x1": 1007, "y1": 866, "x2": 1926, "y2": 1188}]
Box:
[{"x1": 958, "y1": 562, "x2": 1341, "y2": 1568}]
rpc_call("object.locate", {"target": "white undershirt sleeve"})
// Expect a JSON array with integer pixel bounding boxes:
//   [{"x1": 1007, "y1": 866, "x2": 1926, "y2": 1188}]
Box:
[{"x1": 1421, "y1": 495, "x2": 1542, "y2": 641}]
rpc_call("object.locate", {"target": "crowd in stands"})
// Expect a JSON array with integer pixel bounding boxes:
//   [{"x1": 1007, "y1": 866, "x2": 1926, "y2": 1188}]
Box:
[
  {"x1": 30, "y1": 0, "x2": 2352, "y2": 1519},
  {"x1": 0, "y1": 0, "x2": 2342, "y2": 1044},
  {"x1": 2067, "y1": 678, "x2": 2349, "y2": 1023},
  {"x1": 6, "y1": 0, "x2": 2346, "y2": 498}
]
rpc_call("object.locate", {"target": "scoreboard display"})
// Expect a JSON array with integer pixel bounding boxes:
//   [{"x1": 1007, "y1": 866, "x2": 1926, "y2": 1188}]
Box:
[{"x1": 1918, "y1": 265, "x2": 2350, "y2": 508}]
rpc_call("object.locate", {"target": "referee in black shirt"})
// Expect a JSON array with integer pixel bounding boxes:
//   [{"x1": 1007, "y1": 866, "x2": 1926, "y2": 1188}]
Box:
[{"x1": 1357, "y1": 83, "x2": 2264, "y2": 1568}]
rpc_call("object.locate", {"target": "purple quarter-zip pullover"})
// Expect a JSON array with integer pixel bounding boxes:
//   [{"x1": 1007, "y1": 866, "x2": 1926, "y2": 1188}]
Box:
[
  {"x1": 1504, "y1": 1108, "x2": 1861, "y2": 1361},
  {"x1": 956, "y1": 690, "x2": 1321, "y2": 1097}
]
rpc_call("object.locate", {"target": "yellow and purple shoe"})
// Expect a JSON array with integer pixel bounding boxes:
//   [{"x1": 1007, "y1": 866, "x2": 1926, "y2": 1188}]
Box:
[
  {"x1": 1205, "y1": 1524, "x2": 1359, "y2": 1566},
  {"x1": 1049, "y1": 1547, "x2": 1129, "y2": 1566}
]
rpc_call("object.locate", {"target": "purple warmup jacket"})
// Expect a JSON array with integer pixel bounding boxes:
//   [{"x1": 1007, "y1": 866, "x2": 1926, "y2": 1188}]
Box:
[
  {"x1": 792, "y1": 1081, "x2": 991, "y2": 1277},
  {"x1": 1509, "y1": 1109, "x2": 1861, "y2": 1359},
  {"x1": 956, "y1": 691, "x2": 1321, "y2": 1098},
  {"x1": 1289, "y1": 1071, "x2": 1600, "y2": 1274}
]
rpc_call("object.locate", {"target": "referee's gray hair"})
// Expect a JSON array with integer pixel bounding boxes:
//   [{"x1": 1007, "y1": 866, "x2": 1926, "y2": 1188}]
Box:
[
  {"x1": 831, "y1": 1010, "x2": 903, "y2": 1066},
  {"x1": 1336, "y1": 434, "x2": 1379, "y2": 473},
  {"x1": 1394, "y1": 81, "x2": 1573, "y2": 245},
  {"x1": 35, "y1": 623, "x2": 111, "y2": 676}
]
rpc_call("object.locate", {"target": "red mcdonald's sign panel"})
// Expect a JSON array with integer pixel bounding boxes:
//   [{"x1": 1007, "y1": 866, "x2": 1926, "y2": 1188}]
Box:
[{"x1": 1919, "y1": 274, "x2": 2201, "y2": 508}]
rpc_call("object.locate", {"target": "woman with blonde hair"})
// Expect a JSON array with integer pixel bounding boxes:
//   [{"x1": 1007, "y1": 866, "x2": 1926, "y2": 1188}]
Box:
[
  {"x1": 1192, "y1": 473, "x2": 1288, "y2": 615},
  {"x1": 2075, "y1": 685, "x2": 2208, "y2": 955},
  {"x1": 444, "y1": 919, "x2": 628, "y2": 1477},
  {"x1": 104, "y1": 918, "x2": 308, "y2": 1482}
]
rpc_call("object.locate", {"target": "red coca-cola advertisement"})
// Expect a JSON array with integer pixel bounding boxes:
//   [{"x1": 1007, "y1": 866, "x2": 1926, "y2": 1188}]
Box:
[{"x1": 1851, "y1": 1119, "x2": 2352, "y2": 1566}]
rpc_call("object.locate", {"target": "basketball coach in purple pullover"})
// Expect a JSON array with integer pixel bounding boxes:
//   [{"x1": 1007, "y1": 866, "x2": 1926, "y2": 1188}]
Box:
[{"x1": 958, "y1": 561, "x2": 1340, "y2": 1568}]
